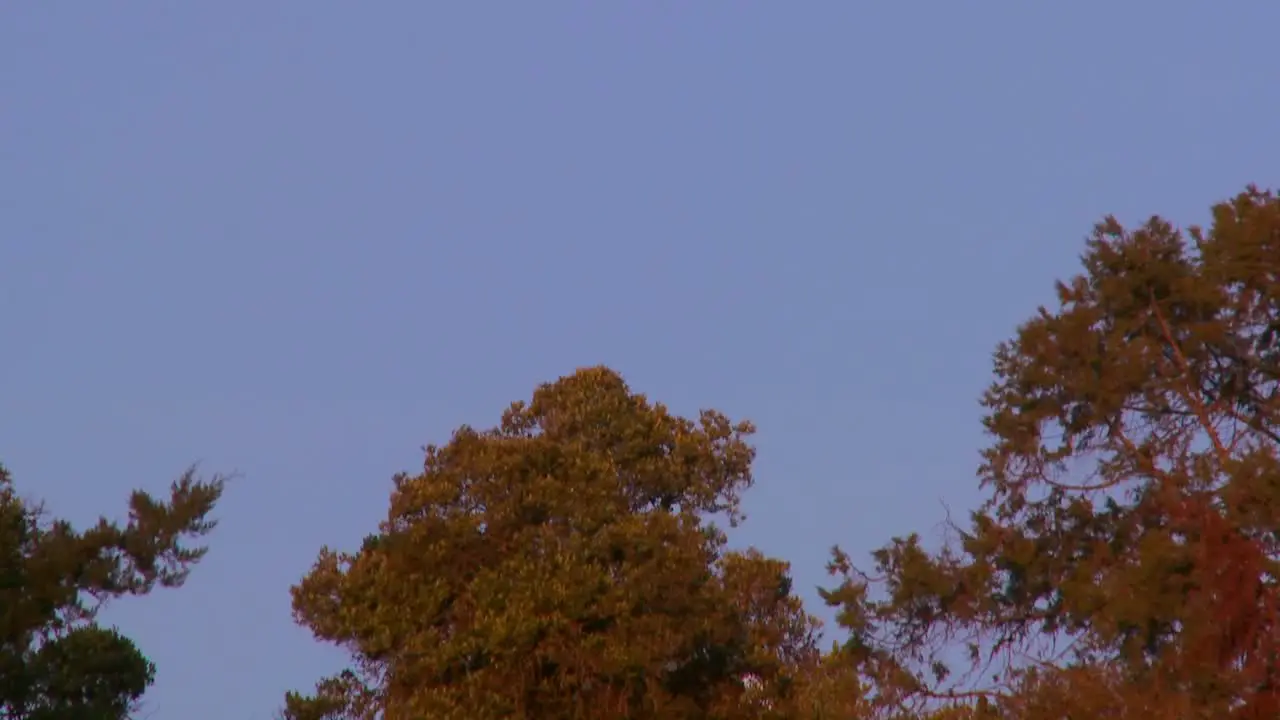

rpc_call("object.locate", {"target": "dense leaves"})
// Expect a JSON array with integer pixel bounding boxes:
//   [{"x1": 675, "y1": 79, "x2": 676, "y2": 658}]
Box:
[
  {"x1": 10, "y1": 186, "x2": 1278, "y2": 719},
  {"x1": 0, "y1": 463, "x2": 225, "y2": 719},
  {"x1": 285, "y1": 367, "x2": 821, "y2": 719},
  {"x1": 824, "y1": 186, "x2": 1280, "y2": 718},
  {"x1": 283, "y1": 186, "x2": 1280, "y2": 718}
]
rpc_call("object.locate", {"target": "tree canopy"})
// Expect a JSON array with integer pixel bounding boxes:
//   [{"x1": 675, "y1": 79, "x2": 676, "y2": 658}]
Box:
[
  {"x1": 9, "y1": 185, "x2": 1279, "y2": 719},
  {"x1": 282, "y1": 185, "x2": 1280, "y2": 718},
  {"x1": 0, "y1": 464, "x2": 225, "y2": 719},
  {"x1": 824, "y1": 186, "x2": 1280, "y2": 719},
  {"x1": 285, "y1": 367, "x2": 821, "y2": 719}
]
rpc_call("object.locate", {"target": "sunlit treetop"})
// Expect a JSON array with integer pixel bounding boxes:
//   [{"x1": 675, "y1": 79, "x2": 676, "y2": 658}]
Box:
[
  {"x1": 285, "y1": 366, "x2": 820, "y2": 720},
  {"x1": 823, "y1": 186, "x2": 1280, "y2": 719}
]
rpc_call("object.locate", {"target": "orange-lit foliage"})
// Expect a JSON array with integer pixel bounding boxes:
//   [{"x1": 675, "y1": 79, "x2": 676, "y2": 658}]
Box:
[
  {"x1": 277, "y1": 186, "x2": 1280, "y2": 719},
  {"x1": 823, "y1": 187, "x2": 1280, "y2": 719},
  {"x1": 283, "y1": 368, "x2": 821, "y2": 720}
]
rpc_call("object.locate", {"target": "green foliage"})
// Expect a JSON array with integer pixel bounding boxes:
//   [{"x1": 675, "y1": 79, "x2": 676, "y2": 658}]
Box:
[
  {"x1": 18, "y1": 626, "x2": 154, "y2": 720},
  {"x1": 0, "y1": 463, "x2": 225, "y2": 719},
  {"x1": 823, "y1": 186, "x2": 1280, "y2": 718},
  {"x1": 284, "y1": 367, "x2": 821, "y2": 719}
]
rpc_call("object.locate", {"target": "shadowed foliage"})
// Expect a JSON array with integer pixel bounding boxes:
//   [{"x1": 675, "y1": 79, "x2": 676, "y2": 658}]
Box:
[
  {"x1": 822, "y1": 186, "x2": 1280, "y2": 718},
  {"x1": 0, "y1": 463, "x2": 225, "y2": 719},
  {"x1": 283, "y1": 367, "x2": 821, "y2": 720}
]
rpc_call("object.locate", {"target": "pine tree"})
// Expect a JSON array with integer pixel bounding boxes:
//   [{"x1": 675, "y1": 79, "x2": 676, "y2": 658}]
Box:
[
  {"x1": 824, "y1": 187, "x2": 1280, "y2": 718},
  {"x1": 0, "y1": 463, "x2": 225, "y2": 719}
]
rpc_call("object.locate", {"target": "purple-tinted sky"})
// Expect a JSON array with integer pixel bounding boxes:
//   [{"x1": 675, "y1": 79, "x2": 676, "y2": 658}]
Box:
[{"x1": 2, "y1": 5, "x2": 1276, "y2": 718}]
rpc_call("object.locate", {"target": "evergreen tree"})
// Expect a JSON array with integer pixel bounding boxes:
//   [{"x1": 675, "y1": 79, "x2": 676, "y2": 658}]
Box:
[
  {"x1": 0, "y1": 463, "x2": 225, "y2": 719},
  {"x1": 824, "y1": 186, "x2": 1280, "y2": 718}
]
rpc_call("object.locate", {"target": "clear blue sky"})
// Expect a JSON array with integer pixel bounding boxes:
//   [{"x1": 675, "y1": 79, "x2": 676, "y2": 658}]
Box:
[{"x1": 2, "y1": 5, "x2": 1276, "y2": 718}]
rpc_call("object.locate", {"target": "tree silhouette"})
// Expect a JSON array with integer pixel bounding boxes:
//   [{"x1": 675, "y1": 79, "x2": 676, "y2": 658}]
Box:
[{"x1": 0, "y1": 463, "x2": 225, "y2": 719}]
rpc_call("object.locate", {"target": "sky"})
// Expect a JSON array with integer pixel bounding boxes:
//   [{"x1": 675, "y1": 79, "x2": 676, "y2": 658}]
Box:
[{"x1": 1, "y1": 4, "x2": 1277, "y2": 718}]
